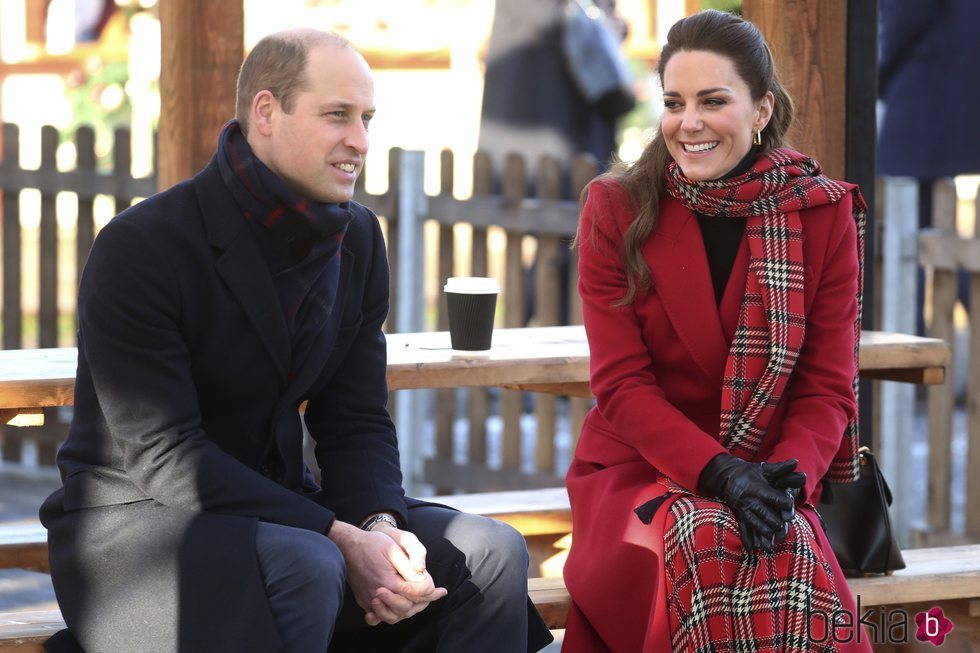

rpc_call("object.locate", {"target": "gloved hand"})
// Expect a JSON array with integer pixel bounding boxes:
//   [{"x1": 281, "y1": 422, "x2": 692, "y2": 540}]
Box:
[
  {"x1": 698, "y1": 454, "x2": 798, "y2": 552},
  {"x1": 761, "y1": 461, "x2": 806, "y2": 542}
]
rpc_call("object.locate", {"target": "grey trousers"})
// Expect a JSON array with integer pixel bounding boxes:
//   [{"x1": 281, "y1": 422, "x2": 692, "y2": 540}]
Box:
[{"x1": 255, "y1": 505, "x2": 536, "y2": 653}]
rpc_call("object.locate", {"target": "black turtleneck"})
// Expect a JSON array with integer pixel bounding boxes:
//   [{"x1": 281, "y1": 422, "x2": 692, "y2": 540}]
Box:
[{"x1": 696, "y1": 147, "x2": 759, "y2": 305}]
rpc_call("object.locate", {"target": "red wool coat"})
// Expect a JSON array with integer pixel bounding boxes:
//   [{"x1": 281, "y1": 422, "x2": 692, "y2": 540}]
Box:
[{"x1": 563, "y1": 179, "x2": 873, "y2": 652}]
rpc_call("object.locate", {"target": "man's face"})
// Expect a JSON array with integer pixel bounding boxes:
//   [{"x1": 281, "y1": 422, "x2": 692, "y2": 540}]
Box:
[{"x1": 261, "y1": 44, "x2": 375, "y2": 204}]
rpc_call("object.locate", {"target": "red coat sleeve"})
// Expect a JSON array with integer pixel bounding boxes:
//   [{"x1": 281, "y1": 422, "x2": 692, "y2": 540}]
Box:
[
  {"x1": 765, "y1": 194, "x2": 860, "y2": 501},
  {"x1": 578, "y1": 181, "x2": 727, "y2": 491}
]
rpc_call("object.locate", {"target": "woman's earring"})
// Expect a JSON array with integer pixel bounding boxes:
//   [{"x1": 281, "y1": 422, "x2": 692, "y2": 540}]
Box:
[{"x1": 753, "y1": 129, "x2": 763, "y2": 146}]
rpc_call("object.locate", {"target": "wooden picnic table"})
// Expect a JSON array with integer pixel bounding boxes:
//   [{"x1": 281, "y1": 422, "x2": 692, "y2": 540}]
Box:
[{"x1": 0, "y1": 326, "x2": 952, "y2": 425}]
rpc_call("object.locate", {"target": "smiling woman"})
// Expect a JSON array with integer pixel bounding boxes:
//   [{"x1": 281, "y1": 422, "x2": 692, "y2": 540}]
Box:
[
  {"x1": 660, "y1": 50, "x2": 773, "y2": 181},
  {"x1": 562, "y1": 9, "x2": 874, "y2": 653}
]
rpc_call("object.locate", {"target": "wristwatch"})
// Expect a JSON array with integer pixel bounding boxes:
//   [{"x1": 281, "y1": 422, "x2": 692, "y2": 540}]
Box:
[{"x1": 361, "y1": 512, "x2": 398, "y2": 531}]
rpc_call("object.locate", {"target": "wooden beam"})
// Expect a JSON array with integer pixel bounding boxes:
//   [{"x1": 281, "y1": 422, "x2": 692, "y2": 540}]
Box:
[
  {"x1": 157, "y1": 0, "x2": 243, "y2": 191},
  {"x1": 742, "y1": 0, "x2": 848, "y2": 180}
]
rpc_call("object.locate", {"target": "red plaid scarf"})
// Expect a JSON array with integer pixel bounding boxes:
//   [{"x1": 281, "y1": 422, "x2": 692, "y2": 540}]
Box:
[
  {"x1": 653, "y1": 148, "x2": 867, "y2": 652},
  {"x1": 664, "y1": 147, "x2": 866, "y2": 484}
]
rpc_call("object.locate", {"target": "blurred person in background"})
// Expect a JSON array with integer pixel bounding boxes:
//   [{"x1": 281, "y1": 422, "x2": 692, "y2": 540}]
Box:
[
  {"x1": 479, "y1": 0, "x2": 634, "y2": 327},
  {"x1": 877, "y1": 0, "x2": 980, "y2": 332}
]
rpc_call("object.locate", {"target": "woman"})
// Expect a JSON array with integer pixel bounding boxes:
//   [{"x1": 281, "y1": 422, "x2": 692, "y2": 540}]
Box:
[{"x1": 563, "y1": 10, "x2": 871, "y2": 652}]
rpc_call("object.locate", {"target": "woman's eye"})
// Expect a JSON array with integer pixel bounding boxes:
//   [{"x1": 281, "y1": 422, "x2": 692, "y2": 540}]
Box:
[
  {"x1": 704, "y1": 98, "x2": 726, "y2": 107},
  {"x1": 663, "y1": 100, "x2": 682, "y2": 111}
]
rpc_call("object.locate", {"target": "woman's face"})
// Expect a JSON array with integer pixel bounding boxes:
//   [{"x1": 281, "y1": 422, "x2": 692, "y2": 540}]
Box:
[{"x1": 660, "y1": 49, "x2": 773, "y2": 181}]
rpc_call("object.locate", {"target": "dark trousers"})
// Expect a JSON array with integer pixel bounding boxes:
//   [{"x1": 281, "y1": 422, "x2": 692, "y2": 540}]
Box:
[{"x1": 258, "y1": 504, "x2": 547, "y2": 653}]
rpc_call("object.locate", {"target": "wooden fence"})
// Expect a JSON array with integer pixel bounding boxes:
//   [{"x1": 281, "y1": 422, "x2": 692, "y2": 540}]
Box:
[
  {"x1": 4, "y1": 125, "x2": 977, "y2": 536},
  {"x1": 915, "y1": 179, "x2": 980, "y2": 543},
  {"x1": 0, "y1": 122, "x2": 595, "y2": 493}
]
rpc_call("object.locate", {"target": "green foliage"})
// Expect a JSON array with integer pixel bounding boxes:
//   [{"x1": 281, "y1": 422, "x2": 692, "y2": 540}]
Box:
[
  {"x1": 700, "y1": 0, "x2": 742, "y2": 15},
  {"x1": 63, "y1": 59, "x2": 134, "y2": 167}
]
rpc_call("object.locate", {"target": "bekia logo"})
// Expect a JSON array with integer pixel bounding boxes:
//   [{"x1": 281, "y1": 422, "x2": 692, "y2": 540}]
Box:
[
  {"x1": 807, "y1": 596, "x2": 956, "y2": 645},
  {"x1": 915, "y1": 607, "x2": 954, "y2": 646}
]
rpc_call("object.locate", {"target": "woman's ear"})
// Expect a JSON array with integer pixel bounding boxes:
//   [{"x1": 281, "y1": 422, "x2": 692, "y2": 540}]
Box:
[{"x1": 756, "y1": 91, "x2": 775, "y2": 131}]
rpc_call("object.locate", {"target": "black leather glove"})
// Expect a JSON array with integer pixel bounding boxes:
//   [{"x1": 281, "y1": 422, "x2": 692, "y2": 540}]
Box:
[
  {"x1": 698, "y1": 454, "x2": 798, "y2": 551},
  {"x1": 761, "y1": 461, "x2": 806, "y2": 542}
]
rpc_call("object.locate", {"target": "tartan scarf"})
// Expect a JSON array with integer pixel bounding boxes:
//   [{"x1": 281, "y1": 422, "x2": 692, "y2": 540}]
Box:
[
  {"x1": 649, "y1": 148, "x2": 866, "y2": 652},
  {"x1": 216, "y1": 120, "x2": 352, "y2": 331},
  {"x1": 664, "y1": 147, "x2": 866, "y2": 484}
]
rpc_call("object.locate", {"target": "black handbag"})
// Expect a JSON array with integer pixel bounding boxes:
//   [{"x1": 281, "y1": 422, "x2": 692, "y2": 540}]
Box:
[{"x1": 818, "y1": 447, "x2": 906, "y2": 576}]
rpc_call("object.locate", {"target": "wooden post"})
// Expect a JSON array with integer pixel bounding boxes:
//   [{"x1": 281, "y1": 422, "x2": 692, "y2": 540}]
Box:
[
  {"x1": 502, "y1": 154, "x2": 528, "y2": 474},
  {"x1": 742, "y1": 0, "x2": 848, "y2": 180},
  {"x1": 469, "y1": 152, "x2": 493, "y2": 473},
  {"x1": 925, "y1": 179, "x2": 958, "y2": 536},
  {"x1": 157, "y1": 0, "x2": 243, "y2": 191}
]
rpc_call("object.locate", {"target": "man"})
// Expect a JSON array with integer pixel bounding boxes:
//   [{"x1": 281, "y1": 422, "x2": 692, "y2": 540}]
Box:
[{"x1": 40, "y1": 29, "x2": 553, "y2": 653}]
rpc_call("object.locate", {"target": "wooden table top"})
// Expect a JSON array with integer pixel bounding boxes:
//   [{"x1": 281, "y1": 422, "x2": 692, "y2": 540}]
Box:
[{"x1": 0, "y1": 326, "x2": 952, "y2": 418}]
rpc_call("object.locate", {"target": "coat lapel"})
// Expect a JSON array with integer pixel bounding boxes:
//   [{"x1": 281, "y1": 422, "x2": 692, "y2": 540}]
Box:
[
  {"x1": 193, "y1": 161, "x2": 290, "y2": 383},
  {"x1": 644, "y1": 201, "x2": 729, "y2": 382}
]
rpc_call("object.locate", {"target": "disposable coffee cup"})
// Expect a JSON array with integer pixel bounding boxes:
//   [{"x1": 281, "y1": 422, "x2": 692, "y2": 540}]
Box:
[{"x1": 444, "y1": 277, "x2": 499, "y2": 351}]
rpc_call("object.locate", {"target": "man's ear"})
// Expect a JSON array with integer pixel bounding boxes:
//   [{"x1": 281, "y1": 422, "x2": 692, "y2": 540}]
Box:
[{"x1": 250, "y1": 90, "x2": 277, "y2": 137}]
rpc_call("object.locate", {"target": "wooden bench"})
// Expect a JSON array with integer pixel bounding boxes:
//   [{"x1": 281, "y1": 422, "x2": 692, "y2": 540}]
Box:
[
  {"x1": 3, "y1": 546, "x2": 979, "y2": 651},
  {"x1": 0, "y1": 525, "x2": 48, "y2": 574}
]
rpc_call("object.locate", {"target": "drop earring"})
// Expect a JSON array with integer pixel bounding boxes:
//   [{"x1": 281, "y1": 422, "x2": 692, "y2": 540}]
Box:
[{"x1": 753, "y1": 129, "x2": 762, "y2": 146}]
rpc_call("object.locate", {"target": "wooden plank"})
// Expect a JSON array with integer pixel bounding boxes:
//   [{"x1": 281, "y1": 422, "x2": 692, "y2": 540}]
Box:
[
  {"x1": 527, "y1": 545, "x2": 980, "y2": 631},
  {"x1": 742, "y1": 0, "x2": 848, "y2": 180},
  {"x1": 0, "y1": 610, "x2": 61, "y2": 651},
  {"x1": 435, "y1": 152, "x2": 456, "y2": 485},
  {"x1": 157, "y1": 0, "x2": 242, "y2": 191},
  {"x1": 502, "y1": 154, "x2": 527, "y2": 475},
  {"x1": 422, "y1": 459, "x2": 564, "y2": 494},
  {"x1": 534, "y1": 156, "x2": 563, "y2": 476},
  {"x1": 528, "y1": 576, "x2": 570, "y2": 630},
  {"x1": 919, "y1": 231, "x2": 980, "y2": 272},
  {"x1": 0, "y1": 524, "x2": 48, "y2": 573},
  {"x1": 0, "y1": 328, "x2": 952, "y2": 413},
  {"x1": 569, "y1": 156, "x2": 596, "y2": 449},
  {"x1": 500, "y1": 382, "x2": 591, "y2": 398},
  {"x1": 75, "y1": 127, "x2": 96, "y2": 285},
  {"x1": 424, "y1": 194, "x2": 579, "y2": 236},
  {"x1": 925, "y1": 180, "x2": 958, "y2": 536},
  {"x1": 38, "y1": 126, "x2": 58, "y2": 349},
  {"x1": 2, "y1": 123, "x2": 23, "y2": 350},
  {"x1": 860, "y1": 367, "x2": 945, "y2": 386},
  {"x1": 0, "y1": 409, "x2": 43, "y2": 428},
  {"x1": 432, "y1": 487, "x2": 572, "y2": 536},
  {"x1": 0, "y1": 166, "x2": 156, "y2": 200},
  {"x1": 469, "y1": 152, "x2": 493, "y2": 470},
  {"x1": 968, "y1": 272, "x2": 980, "y2": 538},
  {"x1": 849, "y1": 545, "x2": 980, "y2": 606}
]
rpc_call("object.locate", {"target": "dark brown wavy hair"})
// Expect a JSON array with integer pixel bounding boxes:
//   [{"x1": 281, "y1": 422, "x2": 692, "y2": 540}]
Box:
[{"x1": 580, "y1": 9, "x2": 795, "y2": 305}]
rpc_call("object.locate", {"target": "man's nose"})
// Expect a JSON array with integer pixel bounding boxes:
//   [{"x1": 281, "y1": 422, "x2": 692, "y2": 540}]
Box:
[{"x1": 345, "y1": 121, "x2": 369, "y2": 153}]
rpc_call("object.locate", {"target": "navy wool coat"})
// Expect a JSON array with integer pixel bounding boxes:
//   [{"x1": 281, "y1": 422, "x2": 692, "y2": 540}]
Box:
[
  {"x1": 877, "y1": 0, "x2": 980, "y2": 178},
  {"x1": 40, "y1": 156, "x2": 408, "y2": 652}
]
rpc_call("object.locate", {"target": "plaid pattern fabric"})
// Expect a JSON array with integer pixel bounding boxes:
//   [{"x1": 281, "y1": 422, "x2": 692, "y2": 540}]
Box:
[
  {"x1": 655, "y1": 148, "x2": 867, "y2": 651},
  {"x1": 664, "y1": 147, "x2": 866, "y2": 484},
  {"x1": 663, "y1": 496, "x2": 843, "y2": 653},
  {"x1": 216, "y1": 120, "x2": 352, "y2": 333}
]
